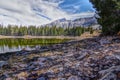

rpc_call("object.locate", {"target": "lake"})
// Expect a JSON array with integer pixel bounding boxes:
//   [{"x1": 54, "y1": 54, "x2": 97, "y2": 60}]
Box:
[{"x1": 0, "y1": 38, "x2": 69, "y2": 53}]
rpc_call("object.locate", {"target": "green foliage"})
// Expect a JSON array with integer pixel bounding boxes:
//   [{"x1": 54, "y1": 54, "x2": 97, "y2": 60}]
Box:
[
  {"x1": 90, "y1": 0, "x2": 120, "y2": 35},
  {"x1": 89, "y1": 27, "x2": 94, "y2": 34},
  {"x1": 0, "y1": 25, "x2": 94, "y2": 36}
]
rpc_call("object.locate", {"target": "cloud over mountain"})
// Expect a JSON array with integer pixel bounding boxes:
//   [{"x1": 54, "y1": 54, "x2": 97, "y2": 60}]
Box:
[{"x1": 0, "y1": 0, "x2": 94, "y2": 26}]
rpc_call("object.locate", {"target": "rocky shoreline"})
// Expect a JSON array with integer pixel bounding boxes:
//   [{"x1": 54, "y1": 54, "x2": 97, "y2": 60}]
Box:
[{"x1": 0, "y1": 36, "x2": 120, "y2": 80}]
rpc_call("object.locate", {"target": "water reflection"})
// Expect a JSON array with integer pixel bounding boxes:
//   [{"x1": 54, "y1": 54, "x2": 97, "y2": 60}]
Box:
[{"x1": 0, "y1": 38, "x2": 69, "y2": 53}]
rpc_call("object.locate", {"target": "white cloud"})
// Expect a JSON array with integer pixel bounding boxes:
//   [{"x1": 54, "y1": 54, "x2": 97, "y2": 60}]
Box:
[
  {"x1": 68, "y1": 12, "x2": 95, "y2": 20},
  {"x1": 0, "y1": 0, "x2": 95, "y2": 26}
]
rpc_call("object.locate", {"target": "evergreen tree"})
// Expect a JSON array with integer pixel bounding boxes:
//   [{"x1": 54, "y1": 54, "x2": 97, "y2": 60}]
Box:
[
  {"x1": 0, "y1": 24, "x2": 94, "y2": 36},
  {"x1": 90, "y1": 0, "x2": 120, "y2": 35}
]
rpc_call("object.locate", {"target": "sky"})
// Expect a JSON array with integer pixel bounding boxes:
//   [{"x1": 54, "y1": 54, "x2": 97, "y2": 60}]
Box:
[{"x1": 0, "y1": 0, "x2": 95, "y2": 26}]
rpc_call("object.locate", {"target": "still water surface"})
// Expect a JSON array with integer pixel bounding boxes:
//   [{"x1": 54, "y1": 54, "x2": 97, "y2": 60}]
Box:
[{"x1": 0, "y1": 38, "x2": 69, "y2": 53}]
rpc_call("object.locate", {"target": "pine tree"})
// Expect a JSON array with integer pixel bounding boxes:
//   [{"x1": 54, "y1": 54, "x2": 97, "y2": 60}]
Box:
[{"x1": 90, "y1": 0, "x2": 120, "y2": 35}]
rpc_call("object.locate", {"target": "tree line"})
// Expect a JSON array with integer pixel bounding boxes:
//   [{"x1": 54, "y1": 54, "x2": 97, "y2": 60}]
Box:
[{"x1": 0, "y1": 25, "x2": 94, "y2": 36}]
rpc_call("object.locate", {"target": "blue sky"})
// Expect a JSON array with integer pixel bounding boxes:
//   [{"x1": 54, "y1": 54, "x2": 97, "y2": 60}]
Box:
[
  {"x1": 59, "y1": 0, "x2": 94, "y2": 14},
  {"x1": 0, "y1": 0, "x2": 95, "y2": 26}
]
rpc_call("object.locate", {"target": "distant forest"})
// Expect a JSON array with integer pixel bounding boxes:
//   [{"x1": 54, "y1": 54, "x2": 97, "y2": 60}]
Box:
[{"x1": 0, "y1": 25, "x2": 94, "y2": 36}]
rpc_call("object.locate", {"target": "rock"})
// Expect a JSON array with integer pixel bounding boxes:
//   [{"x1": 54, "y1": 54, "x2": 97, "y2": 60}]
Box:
[
  {"x1": 99, "y1": 73, "x2": 117, "y2": 80},
  {"x1": 58, "y1": 72, "x2": 64, "y2": 77},
  {"x1": 0, "y1": 74, "x2": 8, "y2": 80},
  {"x1": 37, "y1": 77, "x2": 46, "y2": 80},
  {"x1": 38, "y1": 58, "x2": 47, "y2": 62},
  {"x1": 17, "y1": 72, "x2": 28, "y2": 79},
  {"x1": 46, "y1": 72, "x2": 55, "y2": 78},
  {"x1": 18, "y1": 77, "x2": 26, "y2": 80},
  {"x1": 58, "y1": 78, "x2": 66, "y2": 80},
  {"x1": 16, "y1": 50, "x2": 30, "y2": 56},
  {"x1": 27, "y1": 63, "x2": 35, "y2": 70},
  {"x1": 117, "y1": 72, "x2": 120, "y2": 79},
  {"x1": 99, "y1": 39, "x2": 111, "y2": 45},
  {"x1": 0, "y1": 61, "x2": 8, "y2": 68},
  {"x1": 112, "y1": 52, "x2": 120, "y2": 60},
  {"x1": 19, "y1": 64, "x2": 27, "y2": 68},
  {"x1": 11, "y1": 66, "x2": 18, "y2": 72},
  {"x1": 40, "y1": 46, "x2": 48, "y2": 49},
  {"x1": 68, "y1": 76, "x2": 79, "y2": 80},
  {"x1": 112, "y1": 38, "x2": 120, "y2": 43},
  {"x1": 99, "y1": 65, "x2": 120, "y2": 80},
  {"x1": 37, "y1": 74, "x2": 48, "y2": 80},
  {"x1": 27, "y1": 72, "x2": 38, "y2": 80},
  {"x1": 84, "y1": 62, "x2": 89, "y2": 67},
  {"x1": 76, "y1": 53, "x2": 88, "y2": 60},
  {"x1": 5, "y1": 78, "x2": 12, "y2": 80}
]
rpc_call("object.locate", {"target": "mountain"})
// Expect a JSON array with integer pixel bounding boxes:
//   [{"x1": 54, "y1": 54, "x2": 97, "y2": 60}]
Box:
[{"x1": 44, "y1": 16, "x2": 98, "y2": 28}]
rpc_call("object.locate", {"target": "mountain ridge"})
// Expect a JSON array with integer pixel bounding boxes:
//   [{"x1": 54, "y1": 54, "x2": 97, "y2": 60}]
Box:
[{"x1": 43, "y1": 16, "x2": 98, "y2": 28}]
